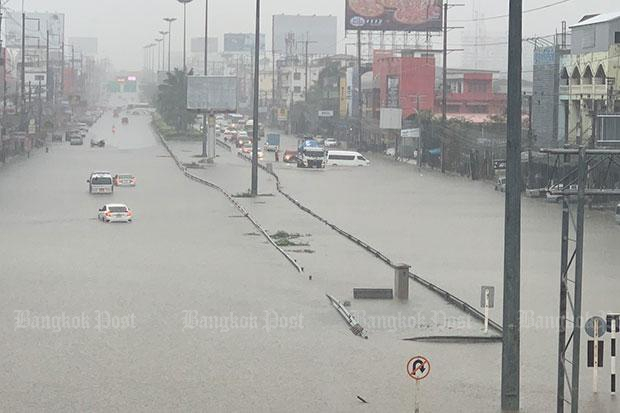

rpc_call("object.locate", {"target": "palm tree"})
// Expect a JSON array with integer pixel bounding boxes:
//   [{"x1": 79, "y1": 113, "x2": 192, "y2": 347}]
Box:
[{"x1": 156, "y1": 69, "x2": 195, "y2": 131}]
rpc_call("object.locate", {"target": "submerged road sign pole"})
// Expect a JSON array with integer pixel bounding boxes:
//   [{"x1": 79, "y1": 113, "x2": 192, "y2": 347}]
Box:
[{"x1": 501, "y1": 0, "x2": 522, "y2": 411}]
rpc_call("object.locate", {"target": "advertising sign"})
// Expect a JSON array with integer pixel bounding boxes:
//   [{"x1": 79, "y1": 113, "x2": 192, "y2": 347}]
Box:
[
  {"x1": 187, "y1": 76, "x2": 237, "y2": 112},
  {"x1": 318, "y1": 110, "x2": 334, "y2": 117},
  {"x1": 345, "y1": 0, "x2": 443, "y2": 32},
  {"x1": 224, "y1": 33, "x2": 265, "y2": 53},
  {"x1": 339, "y1": 75, "x2": 348, "y2": 118},
  {"x1": 380, "y1": 108, "x2": 402, "y2": 129},
  {"x1": 386, "y1": 75, "x2": 400, "y2": 108}
]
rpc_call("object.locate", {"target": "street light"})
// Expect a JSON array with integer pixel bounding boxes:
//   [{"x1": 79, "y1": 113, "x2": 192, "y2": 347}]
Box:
[
  {"x1": 159, "y1": 31, "x2": 169, "y2": 72},
  {"x1": 163, "y1": 17, "x2": 177, "y2": 72},
  {"x1": 176, "y1": 0, "x2": 193, "y2": 73},
  {"x1": 155, "y1": 38, "x2": 164, "y2": 73}
]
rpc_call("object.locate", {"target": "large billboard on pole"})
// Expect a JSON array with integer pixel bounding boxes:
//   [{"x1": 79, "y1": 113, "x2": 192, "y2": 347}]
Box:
[
  {"x1": 187, "y1": 76, "x2": 237, "y2": 112},
  {"x1": 345, "y1": 0, "x2": 443, "y2": 32}
]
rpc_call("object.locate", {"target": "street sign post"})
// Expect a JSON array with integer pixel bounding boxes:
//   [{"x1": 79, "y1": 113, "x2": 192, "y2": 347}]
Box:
[
  {"x1": 608, "y1": 313, "x2": 619, "y2": 394},
  {"x1": 480, "y1": 286, "x2": 495, "y2": 334},
  {"x1": 586, "y1": 316, "x2": 607, "y2": 393},
  {"x1": 407, "y1": 356, "x2": 430, "y2": 413}
]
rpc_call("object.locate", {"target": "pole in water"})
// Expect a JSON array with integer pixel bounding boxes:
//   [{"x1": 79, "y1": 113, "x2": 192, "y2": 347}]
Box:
[
  {"x1": 612, "y1": 317, "x2": 617, "y2": 395},
  {"x1": 594, "y1": 318, "x2": 599, "y2": 394},
  {"x1": 414, "y1": 379, "x2": 420, "y2": 413},
  {"x1": 484, "y1": 289, "x2": 490, "y2": 334}
]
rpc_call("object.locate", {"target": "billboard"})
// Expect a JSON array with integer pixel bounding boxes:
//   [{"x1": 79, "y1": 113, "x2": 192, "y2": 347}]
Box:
[
  {"x1": 345, "y1": 0, "x2": 443, "y2": 32},
  {"x1": 5, "y1": 12, "x2": 65, "y2": 48},
  {"x1": 187, "y1": 76, "x2": 237, "y2": 112},
  {"x1": 191, "y1": 37, "x2": 219, "y2": 54},
  {"x1": 224, "y1": 33, "x2": 265, "y2": 53},
  {"x1": 272, "y1": 15, "x2": 338, "y2": 56}
]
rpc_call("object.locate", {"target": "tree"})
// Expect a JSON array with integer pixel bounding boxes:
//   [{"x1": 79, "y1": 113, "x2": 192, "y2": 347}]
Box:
[{"x1": 156, "y1": 69, "x2": 195, "y2": 131}]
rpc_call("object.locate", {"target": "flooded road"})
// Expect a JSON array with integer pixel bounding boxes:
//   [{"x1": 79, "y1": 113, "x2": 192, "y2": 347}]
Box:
[{"x1": 1, "y1": 115, "x2": 618, "y2": 412}]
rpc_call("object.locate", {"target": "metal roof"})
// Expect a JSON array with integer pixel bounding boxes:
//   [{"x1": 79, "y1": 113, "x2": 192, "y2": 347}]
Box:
[{"x1": 570, "y1": 12, "x2": 620, "y2": 28}]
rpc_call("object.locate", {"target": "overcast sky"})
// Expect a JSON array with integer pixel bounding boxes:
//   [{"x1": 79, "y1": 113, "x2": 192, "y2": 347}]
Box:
[{"x1": 9, "y1": 0, "x2": 620, "y2": 71}]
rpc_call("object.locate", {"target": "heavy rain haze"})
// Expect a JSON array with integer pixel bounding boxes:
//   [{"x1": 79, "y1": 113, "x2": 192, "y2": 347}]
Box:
[
  {"x1": 10, "y1": 0, "x2": 619, "y2": 70},
  {"x1": 2, "y1": 0, "x2": 620, "y2": 411}
]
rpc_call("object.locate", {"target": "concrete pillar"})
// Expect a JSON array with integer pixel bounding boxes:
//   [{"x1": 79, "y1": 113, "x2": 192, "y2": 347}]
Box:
[{"x1": 394, "y1": 263, "x2": 410, "y2": 300}]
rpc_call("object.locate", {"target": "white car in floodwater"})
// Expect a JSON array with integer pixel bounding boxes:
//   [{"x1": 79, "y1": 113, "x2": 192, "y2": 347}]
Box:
[
  {"x1": 98, "y1": 204, "x2": 133, "y2": 223},
  {"x1": 326, "y1": 150, "x2": 370, "y2": 167}
]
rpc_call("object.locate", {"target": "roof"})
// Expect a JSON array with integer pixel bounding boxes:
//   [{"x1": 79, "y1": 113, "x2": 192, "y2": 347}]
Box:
[{"x1": 570, "y1": 12, "x2": 620, "y2": 28}]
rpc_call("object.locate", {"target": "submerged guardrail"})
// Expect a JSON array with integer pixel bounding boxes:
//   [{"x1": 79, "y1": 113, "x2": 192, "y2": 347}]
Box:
[
  {"x1": 152, "y1": 124, "x2": 303, "y2": 274},
  {"x1": 236, "y1": 152, "x2": 503, "y2": 334}
]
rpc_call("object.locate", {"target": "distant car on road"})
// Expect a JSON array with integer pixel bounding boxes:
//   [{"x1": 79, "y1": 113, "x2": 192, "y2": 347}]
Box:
[
  {"x1": 98, "y1": 204, "x2": 133, "y2": 223},
  {"x1": 70, "y1": 136, "x2": 84, "y2": 145},
  {"x1": 121, "y1": 117, "x2": 129, "y2": 125},
  {"x1": 114, "y1": 174, "x2": 136, "y2": 187},
  {"x1": 241, "y1": 142, "x2": 253, "y2": 154},
  {"x1": 88, "y1": 173, "x2": 114, "y2": 194},
  {"x1": 323, "y1": 138, "x2": 338, "y2": 148},
  {"x1": 283, "y1": 150, "x2": 297, "y2": 163}
]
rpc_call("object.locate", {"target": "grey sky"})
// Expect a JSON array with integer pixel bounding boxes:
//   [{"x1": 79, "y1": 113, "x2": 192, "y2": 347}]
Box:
[{"x1": 10, "y1": 0, "x2": 620, "y2": 71}]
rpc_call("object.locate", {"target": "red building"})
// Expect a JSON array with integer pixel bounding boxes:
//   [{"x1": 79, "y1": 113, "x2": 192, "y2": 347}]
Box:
[
  {"x1": 373, "y1": 50, "x2": 436, "y2": 119},
  {"x1": 435, "y1": 69, "x2": 506, "y2": 122}
]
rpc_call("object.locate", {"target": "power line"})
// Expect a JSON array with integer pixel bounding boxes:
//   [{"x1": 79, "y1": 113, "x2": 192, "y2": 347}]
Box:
[{"x1": 453, "y1": 0, "x2": 572, "y2": 23}]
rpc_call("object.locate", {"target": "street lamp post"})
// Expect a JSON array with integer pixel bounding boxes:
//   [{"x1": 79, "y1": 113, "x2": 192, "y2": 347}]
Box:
[
  {"x1": 177, "y1": 0, "x2": 193, "y2": 73},
  {"x1": 155, "y1": 38, "x2": 163, "y2": 73},
  {"x1": 163, "y1": 18, "x2": 177, "y2": 72},
  {"x1": 159, "y1": 31, "x2": 168, "y2": 72},
  {"x1": 250, "y1": 0, "x2": 260, "y2": 196}
]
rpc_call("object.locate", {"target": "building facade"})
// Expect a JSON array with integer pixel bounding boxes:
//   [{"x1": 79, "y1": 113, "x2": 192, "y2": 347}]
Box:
[{"x1": 559, "y1": 12, "x2": 620, "y2": 145}]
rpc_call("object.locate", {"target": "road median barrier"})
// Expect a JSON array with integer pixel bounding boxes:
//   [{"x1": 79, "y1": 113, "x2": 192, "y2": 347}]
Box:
[
  {"x1": 151, "y1": 121, "x2": 303, "y2": 274},
  {"x1": 236, "y1": 150, "x2": 503, "y2": 335}
]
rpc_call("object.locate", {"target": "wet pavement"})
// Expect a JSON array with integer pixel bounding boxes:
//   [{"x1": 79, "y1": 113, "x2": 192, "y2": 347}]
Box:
[{"x1": 1, "y1": 113, "x2": 618, "y2": 412}]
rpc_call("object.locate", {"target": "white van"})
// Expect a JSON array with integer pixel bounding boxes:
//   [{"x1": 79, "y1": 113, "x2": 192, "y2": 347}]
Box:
[
  {"x1": 87, "y1": 173, "x2": 114, "y2": 194},
  {"x1": 326, "y1": 150, "x2": 370, "y2": 167}
]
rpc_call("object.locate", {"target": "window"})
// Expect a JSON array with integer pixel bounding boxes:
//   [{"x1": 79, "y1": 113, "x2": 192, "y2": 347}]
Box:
[
  {"x1": 356, "y1": 156, "x2": 367, "y2": 161},
  {"x1": 293, "y1": 72, "x2": 301, "y2": 80},
  {"x1": 294, "y1": 86, "x2": 301, "y2": 93},
  {"x1": 109, "y1": 206, "x2": 128, "y2": 213},
  {"x1": 92, "y1": 177, "x2": 112, "y2": 185},
  {"x1": 615, "y1": 32, "x2": 620, "y2": 44},
  {"x1": 329, "y1": 154, "x2": 355, "y2": 161}
]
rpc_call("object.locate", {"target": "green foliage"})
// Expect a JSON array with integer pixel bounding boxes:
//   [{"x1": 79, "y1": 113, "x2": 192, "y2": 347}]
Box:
[{"x1": 156, "y1": 69, "x2": 196, "y2": 131}]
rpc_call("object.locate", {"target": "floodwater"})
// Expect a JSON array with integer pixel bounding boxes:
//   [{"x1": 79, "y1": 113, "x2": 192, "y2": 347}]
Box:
[{"x1": 1, "y1": 112, "x2": 618, "y2": 412}]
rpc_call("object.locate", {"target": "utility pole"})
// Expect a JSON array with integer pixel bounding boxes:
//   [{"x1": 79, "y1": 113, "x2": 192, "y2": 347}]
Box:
[
  {"x1": 501, "y1": 0, "x2": 522, "y2": 411},
  {"x1": 250, "y1": 0, "x2": 260, "y2": 196},
  {"x1": 21, "y1": 11, "x2": 26, "y2": 121},
  {"x1": 440, "y1": 3, "x2": 464, "y2": 174},
  {"x1": 357, "y1": 29, "x2": 362, "y2": 147},
  {"x1": 527, "y1": 93, "x2": 533, "y2": 188},
  {"x1": 301, "y1": 34, "x2": 317, "y2": 103},
  {"x1": 60, "y1": 41, "x2": 64, "y2": 98},
  {"x1": 441, "y1": 2, "x2": 448, "y2": 122},
  {"x1": 417, "y1": 95, "x2": 423, "y2": 172},
  {"x1": 46, "y1": 30, "x2": 50, "y2": 103},
  {"x1": 201, "y1": 0, "x2": 209, "y2": 159}
]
